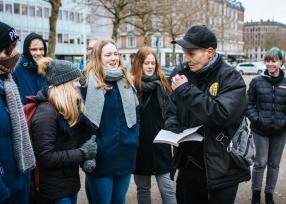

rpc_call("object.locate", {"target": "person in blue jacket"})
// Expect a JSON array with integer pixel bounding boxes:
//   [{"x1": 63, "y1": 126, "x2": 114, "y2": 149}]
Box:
[
  {"x1": 0, "y1": 21, "x2": 36, "y2": 204},
  {"x1": 13, "y1": 32, "x2": 47, "y2": 105},
  {"x1": 82, "y1": 39, "x2": 139, "y2": 204}
]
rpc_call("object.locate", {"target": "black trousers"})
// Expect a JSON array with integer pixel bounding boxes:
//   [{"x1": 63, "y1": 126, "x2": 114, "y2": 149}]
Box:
[{"x1": 176, "y1": 163, "x2": 238, "y2": 204}]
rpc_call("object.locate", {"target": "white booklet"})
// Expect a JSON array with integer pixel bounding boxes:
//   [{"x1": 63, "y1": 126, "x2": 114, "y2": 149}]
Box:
[{"x1": 153, "y1": 126, "x2": 203, "y2": 147}]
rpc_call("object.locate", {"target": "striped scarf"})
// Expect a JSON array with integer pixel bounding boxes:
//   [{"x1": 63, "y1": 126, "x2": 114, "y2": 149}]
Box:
[{"x1": 4, "y1": 77, "x2": 36, "y2": 172}]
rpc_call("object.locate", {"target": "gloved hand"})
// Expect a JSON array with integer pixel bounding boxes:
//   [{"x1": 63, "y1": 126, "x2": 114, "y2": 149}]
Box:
[
  {"x1": 79, "y1": 135, "x2": 97, "y2": 160},
  {"x1": 82, "y1": 159, "x2": 96, "y2": 173}
]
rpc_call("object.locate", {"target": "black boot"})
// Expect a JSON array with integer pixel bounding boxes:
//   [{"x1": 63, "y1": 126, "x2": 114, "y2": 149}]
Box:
[
  {"x1": 265, "y1": 192, "x2": 275, "y2": 204},
  {"x1": 251, "y1": 191, "x2": 261, "y2": 204}
]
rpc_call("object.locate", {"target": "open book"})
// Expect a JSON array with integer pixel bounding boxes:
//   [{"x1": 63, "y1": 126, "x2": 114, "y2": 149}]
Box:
[{"x1": 153, "y1": 126, "x2": 203, "y2": 147}]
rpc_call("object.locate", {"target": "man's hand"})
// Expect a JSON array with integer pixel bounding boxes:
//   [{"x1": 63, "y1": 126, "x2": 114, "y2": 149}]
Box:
[{"x1": 171, "y1": 74, "x2": 188, "y2": 91}]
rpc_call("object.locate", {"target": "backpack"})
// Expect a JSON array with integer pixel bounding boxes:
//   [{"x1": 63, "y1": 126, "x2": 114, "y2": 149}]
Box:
[
  {"x1": 23, "y1": 96, "x2": 41, "y2": 200},
  {"x1": 216, "y1": 117, "x2": 256, "y2": 170}
]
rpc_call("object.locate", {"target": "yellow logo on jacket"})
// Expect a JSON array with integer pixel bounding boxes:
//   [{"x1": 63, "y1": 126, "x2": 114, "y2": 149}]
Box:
[{"x1": 209, "y1": 82, "x2": 219, "y2": 96}]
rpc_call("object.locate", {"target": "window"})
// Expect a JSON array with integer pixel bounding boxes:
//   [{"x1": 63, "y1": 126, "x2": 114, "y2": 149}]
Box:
[
  {"x1": 63, "y1": 10, "x2": 68, "y2": 21},
  {"x1": 127, "y1": 36, "x2": 136, "y2": 48},
  {"x1": 43, "y1": 7, "x2": 49, "y2": 18},
  {"x1": 5, "y1": 3, "x2": 12, "y2": 14},
  {"x1": 75, "y1": 13, "x2": 80, "y2": 22},
  {"x1": 57, "y1": 33, "x2": 63, "y2": 43},
  {"x1": 22, "y1": 4, "x2": 28, "y2": 15},
  {"x1": 127, "y1": 24, "x2": 134, "y2": 32},
  {"x1": 0, "y1": 1, "x2": 3, "y2": 13},
  {"x1": 63, "y1": 34, "x2": 69, "y2": 44},
  {"x1": 69, "y1": 35, "x2": 76, "y2": 44},
  {"x1": 152, "y1": 36, "x2": 163, "y2": 48},
  {"x1": 36, "y1": 6, "x2": 42, "y2": 17},
  {"x1": 14, "y1": 3, "x2": 20, "y2": 14},
  {"x1": 29, "y1": 6, "x2": 35, "y2": 16},
  {"x1": 79, "y1": 13, "x2": 83, "y2": 23},
  {"x1": 69, "y1": 12, "x2": 74, "y2": 21}
]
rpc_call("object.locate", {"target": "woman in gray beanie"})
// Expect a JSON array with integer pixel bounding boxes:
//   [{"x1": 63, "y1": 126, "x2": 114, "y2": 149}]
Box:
[{"x1": 29, "y1": 57, "x2": 97, "y2": 204}]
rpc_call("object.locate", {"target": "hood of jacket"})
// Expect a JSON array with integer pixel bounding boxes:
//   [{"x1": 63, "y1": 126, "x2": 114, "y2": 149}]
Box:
[{"x1": 23, "y1": 32, "x2": 47, "y2": 63}]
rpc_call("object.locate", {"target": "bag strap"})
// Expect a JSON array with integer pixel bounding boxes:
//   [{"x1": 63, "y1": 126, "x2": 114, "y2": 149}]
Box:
[{"x1": 215, "y1": 117, "x2": 246, "y2": 149}]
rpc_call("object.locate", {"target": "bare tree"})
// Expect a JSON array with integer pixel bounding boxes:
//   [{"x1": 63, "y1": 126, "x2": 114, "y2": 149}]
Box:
[
  {"x1": 91, "y1": 0, "x2": 138, "y2": 42},
  {"x1": 43, "y1": 0, "x2": 62, "y2": 58},
  {"x1": 124, "y1": 1, "x2": 157, "y2": 46},
  {"x1": 157, "y1": 1, "x2": 203, "y2": 66},
  {"x1": 264, "y1": 31, "x2": 286, "y2": 51}
]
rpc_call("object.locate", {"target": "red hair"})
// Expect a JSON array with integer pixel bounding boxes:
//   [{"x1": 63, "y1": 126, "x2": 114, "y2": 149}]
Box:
[{"x1": 131, "y1": 47, "x2": 171, "y2": 93}]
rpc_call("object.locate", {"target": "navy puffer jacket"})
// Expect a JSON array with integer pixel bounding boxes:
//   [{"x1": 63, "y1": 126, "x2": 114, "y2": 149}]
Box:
[{"x1": 246, "y1": 70, "x2": 286, "y2": 136}]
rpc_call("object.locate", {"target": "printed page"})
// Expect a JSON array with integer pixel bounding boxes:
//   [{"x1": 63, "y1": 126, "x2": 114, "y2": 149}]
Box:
[{"x1": 153, "y1": 126, "x2": 202, "y2": 147}]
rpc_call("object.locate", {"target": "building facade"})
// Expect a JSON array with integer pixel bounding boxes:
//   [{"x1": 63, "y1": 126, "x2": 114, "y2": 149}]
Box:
[
  {"x1": 244, "y1": 20, "x2": 286, "y2": 62},
  {"x1": 89, "y1": 0, "x2": 244, "y2": 67},
  {"x1": 0, "y1": 0, "x2": 90, "y2": 66}
]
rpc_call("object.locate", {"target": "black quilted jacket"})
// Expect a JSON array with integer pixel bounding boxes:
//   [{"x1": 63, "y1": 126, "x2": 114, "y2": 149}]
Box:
[{"x1": 246, "y1": 70, "x2": 286, "y2": 136}]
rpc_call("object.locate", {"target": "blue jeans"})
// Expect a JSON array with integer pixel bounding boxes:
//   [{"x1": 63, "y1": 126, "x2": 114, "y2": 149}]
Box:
[
  {"x1": 85, "y1": 174, "x2": 131, "y2": 204},
  {"x1": 134, "y1": 173, "x2": 176, "y2": 204},
  {"x1": 252, "y1": 132, "x2": 286, "y2": 193},
  {"x1": 53, "y1": 194, "x2": 77, "y2": 204}
]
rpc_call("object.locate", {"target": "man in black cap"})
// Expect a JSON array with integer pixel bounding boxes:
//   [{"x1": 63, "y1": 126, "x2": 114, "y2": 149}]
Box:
[
  {"x1": 165, "y1": 25, "x2": 250, "y2": 203},
  {"x1": 13, "y1": 32, "x2": 47, "y2": 105},
  {"x1": 0, "y1": 21, "x2": 35, "y2": 204}
]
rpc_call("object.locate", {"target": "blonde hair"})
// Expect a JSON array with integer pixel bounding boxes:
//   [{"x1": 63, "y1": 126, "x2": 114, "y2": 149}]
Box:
[
  {"x1": 82, "y1": 40, "x2": 133, "y2": 90},
  {"x1": 38, "y1": 57, "x2": 85, "y2": 127}
]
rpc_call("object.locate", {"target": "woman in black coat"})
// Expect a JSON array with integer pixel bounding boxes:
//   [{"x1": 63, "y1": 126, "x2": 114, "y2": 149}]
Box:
[
  {"x1": 131, "y1": 47, "x2": 176, "y2": 204},
  {"x1": 30, "y1": 58, "x2": 97, "y2": 204}
]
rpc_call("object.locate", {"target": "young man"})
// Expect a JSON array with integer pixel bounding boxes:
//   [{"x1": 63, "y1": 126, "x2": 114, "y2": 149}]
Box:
[
  {"x1": 0, "y1": 21, "x2": 35, "y2": 204},
  {"x1": 165, "y1": 25, "x2": 250, "y2": 204},
  {"x1": 13, "y1": 32, "x2": 47, "y2": 105},
  {"x1": 247, "y1": 47, "x2": 286, "y2": 204}
]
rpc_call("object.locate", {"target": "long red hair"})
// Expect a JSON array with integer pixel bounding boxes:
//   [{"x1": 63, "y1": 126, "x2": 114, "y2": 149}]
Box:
[{"x1": 131, "y1": 47, "x2": 171, "y2": 93}]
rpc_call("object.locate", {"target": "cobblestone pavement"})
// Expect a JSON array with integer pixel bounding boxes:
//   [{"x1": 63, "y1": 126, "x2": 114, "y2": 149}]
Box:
[{"x1": 78, "y1": 75, "x2": 286, "y2": 204}]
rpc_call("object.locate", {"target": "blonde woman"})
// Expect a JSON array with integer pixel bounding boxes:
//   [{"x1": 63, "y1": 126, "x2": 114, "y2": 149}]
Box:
[
  {"x1": 82, "y1": 40, "x2": 139, "y2": 204},
  {"x1": 30, "y1": 58, "x2": 97, "y2": 204}
]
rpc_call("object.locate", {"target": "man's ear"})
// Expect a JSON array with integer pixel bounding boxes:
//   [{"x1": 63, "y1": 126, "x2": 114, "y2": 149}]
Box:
[{"x1": 206, "y1": 47, "x2": 215, "y2": 58}]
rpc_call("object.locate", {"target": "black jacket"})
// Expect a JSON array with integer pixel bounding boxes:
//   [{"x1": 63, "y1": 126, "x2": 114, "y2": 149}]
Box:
[
  {"x1": 246, "y1": 70, "x2": 286, "y2": 136},
  {"x1": 31, "y1": 91, "x2": 96, "y2": 203},
  {"x1": 165, "y1": 54, "x2": 250, "y2": 190},
  {"x1": 134, "y1": 88, "x2": 172, "y2": 175}
]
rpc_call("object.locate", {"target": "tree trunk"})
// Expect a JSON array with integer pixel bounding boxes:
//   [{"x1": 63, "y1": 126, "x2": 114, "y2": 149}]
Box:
[
  {"x1": 112, "y1": 20, "x2": 119, "y2": 43},
  {"x1": 144, "y1": 32, "x2": 148, "y2": 46},
  {"x1": 48, "y1": 0, "x2": 61, "y2": 58},
  {"x1": 172, "y1": 42, "x2": 176, "y2": 66}
]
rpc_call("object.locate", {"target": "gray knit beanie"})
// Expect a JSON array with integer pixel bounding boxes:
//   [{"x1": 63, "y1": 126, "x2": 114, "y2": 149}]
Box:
[{"x1": 47, "y1": 59, "x2": 81, "y2": 86}]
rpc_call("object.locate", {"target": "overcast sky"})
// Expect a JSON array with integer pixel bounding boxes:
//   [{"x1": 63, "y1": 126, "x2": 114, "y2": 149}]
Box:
[{"x1": 239, "y1": 0, "x2": 286, "y2": 24}]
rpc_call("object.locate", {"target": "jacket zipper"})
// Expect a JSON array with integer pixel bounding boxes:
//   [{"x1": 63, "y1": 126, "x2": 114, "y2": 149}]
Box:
[
  {"x1": 272, "y1": 86, "x2": 275, "y2": 121},
  {"x1": 203, "y1": 129, "x2": 209, "y2": 187}
]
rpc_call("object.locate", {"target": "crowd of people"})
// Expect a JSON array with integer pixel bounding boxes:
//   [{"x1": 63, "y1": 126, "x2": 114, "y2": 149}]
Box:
[{"x1": 0, "y1": 20, "x2": 286, "y2": 204}]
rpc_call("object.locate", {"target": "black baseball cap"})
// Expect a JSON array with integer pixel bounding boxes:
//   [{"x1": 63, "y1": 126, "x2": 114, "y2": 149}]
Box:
[
  {"x1": 172, "y1": 25, "x2": 217, "y2": 49},
  {"x1": 0, "y1": 22, "x2": 19, "y2": 50}
]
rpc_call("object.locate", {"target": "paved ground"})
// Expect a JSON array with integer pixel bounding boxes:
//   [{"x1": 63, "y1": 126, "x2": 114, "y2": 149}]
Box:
[{"x1": 77, "y1": 75, "x2": 286, "y2": 204}]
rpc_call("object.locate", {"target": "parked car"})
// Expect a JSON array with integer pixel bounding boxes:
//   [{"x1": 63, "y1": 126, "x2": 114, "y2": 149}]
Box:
[
  {"x1": 235, "y1": 62, "x2": 266, "y2": 75},
  {"x1": 162, "y1": 65, "x2": 174, "y2": 78}
]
